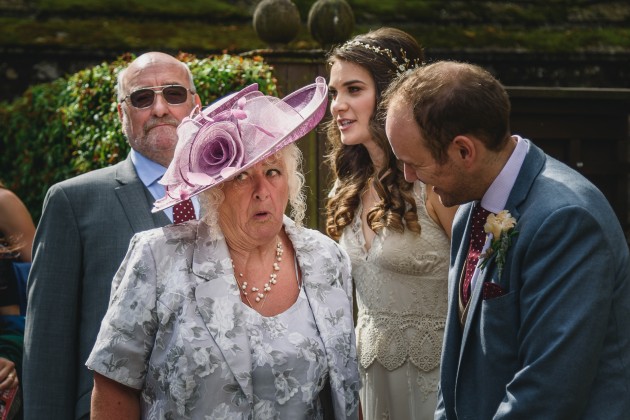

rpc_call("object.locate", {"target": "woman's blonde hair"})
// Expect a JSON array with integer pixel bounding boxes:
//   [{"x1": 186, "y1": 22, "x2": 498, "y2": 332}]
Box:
[{"x1": 199, "y1": 143, "x2": 305, "y2": 240}]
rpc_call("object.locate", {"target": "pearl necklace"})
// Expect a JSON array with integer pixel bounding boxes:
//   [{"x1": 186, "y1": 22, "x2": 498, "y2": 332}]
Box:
[{"x1": 232, "y1": 239, "x2": 284, "y2": 307}]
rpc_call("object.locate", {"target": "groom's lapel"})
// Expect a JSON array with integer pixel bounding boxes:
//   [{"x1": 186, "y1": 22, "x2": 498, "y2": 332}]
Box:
[
  {"x1": 459, "y1": 140, "x2": 546, "y2": 349},
  {"x1": 461, "y1": 240, "x2": 494, "y2": 333}
]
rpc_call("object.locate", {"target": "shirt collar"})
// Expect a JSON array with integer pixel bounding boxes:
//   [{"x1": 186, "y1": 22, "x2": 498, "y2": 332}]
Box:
[
  {"x1": 480, "y1": 135, "x2": 528, "y2": 213},
  {"x1": 130, "y1": 149, "x2": 166, "y2": 188}
]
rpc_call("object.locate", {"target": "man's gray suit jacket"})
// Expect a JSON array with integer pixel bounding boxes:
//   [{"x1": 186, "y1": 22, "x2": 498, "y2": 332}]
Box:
[{"x1": 23, "y1": 155, "x2": 170, "y2": 420}]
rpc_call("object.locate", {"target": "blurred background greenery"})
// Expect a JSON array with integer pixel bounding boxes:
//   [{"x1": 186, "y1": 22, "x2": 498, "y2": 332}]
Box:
[
  {"x1": 0, "y1": 52, "x2": 277, "y2": 222},
  {"x1": 2, "y1": 0, "x2": 629, "y2": 53},
  {"x1": 1, "y1": 0, "x2": 629, "y2": 228}
]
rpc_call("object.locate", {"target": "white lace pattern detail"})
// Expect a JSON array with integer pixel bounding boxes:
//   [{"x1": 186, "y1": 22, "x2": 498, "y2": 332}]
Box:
[
  {"x1": 340, "y1": 182, "x2": 450, "y2": 375},
  {"x1": 357, "y1": 311, "x2": 445, "y2": 371}
]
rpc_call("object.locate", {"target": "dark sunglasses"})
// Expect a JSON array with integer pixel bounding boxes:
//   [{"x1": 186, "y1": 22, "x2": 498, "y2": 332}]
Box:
[{"x1": 123, "y1": 85, "x2": 192, "y2": 109}]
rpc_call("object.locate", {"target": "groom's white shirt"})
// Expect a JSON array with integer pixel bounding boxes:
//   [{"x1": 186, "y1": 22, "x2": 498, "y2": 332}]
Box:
[{"x1": 471, "y1": 135, "x2": 528, "y2": 291}]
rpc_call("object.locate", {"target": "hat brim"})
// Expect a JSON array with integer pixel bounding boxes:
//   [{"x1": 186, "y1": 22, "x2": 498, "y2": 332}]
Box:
[{"x1": 153, "y1": 76, "x2": 328, "y2": 212}]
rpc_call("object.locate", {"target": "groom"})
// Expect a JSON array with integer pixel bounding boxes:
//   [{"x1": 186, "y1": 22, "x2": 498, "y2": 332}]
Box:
[{"x1": 383, "y1": 61, "x2": 630, "y2": 419}]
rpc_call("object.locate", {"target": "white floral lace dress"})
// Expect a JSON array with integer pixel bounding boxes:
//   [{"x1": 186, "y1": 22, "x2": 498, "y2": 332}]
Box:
[
  {"x1": 339, "y1": 182, "x2": 450, "y2": 420},
  {"x1": 86, "y1": 216, "x2": 360, "y2": 419}
]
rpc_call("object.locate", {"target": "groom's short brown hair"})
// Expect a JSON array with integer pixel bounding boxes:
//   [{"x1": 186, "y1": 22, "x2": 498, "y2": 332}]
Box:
[{"x1": 382, "y1": 60, "x2": 512, "y2": 164}]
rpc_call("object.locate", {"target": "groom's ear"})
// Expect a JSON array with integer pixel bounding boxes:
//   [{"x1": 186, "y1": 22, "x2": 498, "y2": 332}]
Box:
[{"x1": 450, "y1": 135, "x2": 476, "y2": 166}]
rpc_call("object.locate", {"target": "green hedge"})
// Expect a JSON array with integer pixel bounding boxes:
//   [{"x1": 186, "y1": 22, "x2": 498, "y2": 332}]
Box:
[{"x1": 0, "y1": 52, "x2": 277, "y2": 223}]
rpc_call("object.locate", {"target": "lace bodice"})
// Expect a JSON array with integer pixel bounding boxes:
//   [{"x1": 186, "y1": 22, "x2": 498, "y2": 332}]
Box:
[{"x1": 339, "y1": 182, "x2": 450, "y2": 372}]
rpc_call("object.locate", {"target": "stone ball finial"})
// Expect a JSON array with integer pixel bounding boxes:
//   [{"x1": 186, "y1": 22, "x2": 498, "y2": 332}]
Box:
[
  {"x1": 253, "y1": 0, "x2": 301, "y2": 48},
  {"x1": 307, "y1": 0, "x2": 355, "y2": 48}
]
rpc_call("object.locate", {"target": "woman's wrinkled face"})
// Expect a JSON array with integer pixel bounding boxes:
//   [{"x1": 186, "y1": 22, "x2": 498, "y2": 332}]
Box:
[
  {"x1": 328, "y1": 60, "x2": 377, "y2": 147},
  {"x1": 218, "y1": 155, "x2": 289, "y2": 246}
]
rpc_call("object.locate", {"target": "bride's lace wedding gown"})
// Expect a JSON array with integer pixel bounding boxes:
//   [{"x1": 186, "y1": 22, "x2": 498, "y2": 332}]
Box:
[{"x1": 339, "y1": 182, "x2": 450, "y2": 420}]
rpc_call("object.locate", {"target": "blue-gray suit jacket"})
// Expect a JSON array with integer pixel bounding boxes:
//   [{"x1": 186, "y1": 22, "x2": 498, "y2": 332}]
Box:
[
  {"x1": 436, "y1": 140, "x2": 630, "y2": 419},
  {"x1": 23, "y1": 155, "x2": 170, "y2": 420}
]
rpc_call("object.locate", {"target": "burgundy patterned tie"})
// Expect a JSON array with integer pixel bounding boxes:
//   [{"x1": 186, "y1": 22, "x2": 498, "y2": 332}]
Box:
[
  {"x1": 173, "y1": 199, "x2": 196, "y2": 224},
  {"x1": 461, "y1": 205, "x2": 490, "y2": 306}
]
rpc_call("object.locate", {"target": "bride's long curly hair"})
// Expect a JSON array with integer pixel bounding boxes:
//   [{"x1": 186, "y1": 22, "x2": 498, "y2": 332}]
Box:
[{"x1": 325, "y1": 27, "x2": 425, "y2": 241}]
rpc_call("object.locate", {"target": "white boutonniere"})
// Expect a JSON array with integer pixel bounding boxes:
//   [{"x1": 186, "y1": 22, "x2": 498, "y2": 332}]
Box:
[{"x1": 479, "y1": 210, "x2": 518, "y2": 276}]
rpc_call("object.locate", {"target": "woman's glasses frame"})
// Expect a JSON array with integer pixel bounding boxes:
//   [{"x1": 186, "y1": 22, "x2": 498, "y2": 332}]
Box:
[{"x1": 122, "y1": 84, "x2": 193, "y2": 109}]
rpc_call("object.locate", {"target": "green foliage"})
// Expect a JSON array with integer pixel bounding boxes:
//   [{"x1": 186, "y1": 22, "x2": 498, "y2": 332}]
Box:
[
  {"x1": 0, "y1": 52, "x2": 277, "y2": 222},
  {"x1": 36, "y1": 0, "x2": 253, "y2": 20},
  {"x1": 3, "y1": 14, "x2": 630, "y2": 53},
  {"x1": 0, "y1": 18, "x2": 273, "y2": 51}
]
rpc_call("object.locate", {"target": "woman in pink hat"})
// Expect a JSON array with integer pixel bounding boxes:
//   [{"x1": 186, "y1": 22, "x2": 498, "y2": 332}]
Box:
[{"x1": 87, "y1": 78, "x2": 360, "y2": 419}]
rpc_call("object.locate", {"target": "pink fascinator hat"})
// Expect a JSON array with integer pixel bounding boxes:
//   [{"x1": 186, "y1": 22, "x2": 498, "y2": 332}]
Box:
[{"x1": 153, "y1": 76, "x2": 328, "y2": 212}]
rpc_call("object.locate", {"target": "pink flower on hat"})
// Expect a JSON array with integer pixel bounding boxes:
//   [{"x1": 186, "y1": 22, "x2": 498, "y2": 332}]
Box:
[
  {"x1": 158, "y1": 87, "x2": 261, "y2": 203},
  {"x1": 161, "y1": 100, "x2": 250, "y2": 201},
  {"x1": 185, "y1": 117, "x2": 246, "y2": 186}
]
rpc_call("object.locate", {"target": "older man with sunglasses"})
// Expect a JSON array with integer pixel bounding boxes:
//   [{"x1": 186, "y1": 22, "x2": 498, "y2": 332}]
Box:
[{"x1": 23, "y1": 52, "x2": 201, "y2": 420}]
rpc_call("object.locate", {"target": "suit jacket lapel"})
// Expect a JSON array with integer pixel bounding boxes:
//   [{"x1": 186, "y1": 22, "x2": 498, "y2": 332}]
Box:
[
  {"x1": 439, "y1": 203, "x2": 473, "y2": 407},
  {"x1": 461, "y1": 247, "x2": 493, "y2": 341},
  {"x1": 285, "y1": 218, "x2": 353, "y2": 416},
  {"x1": 454, "y1": 203, "x2": 485, "y2": 370},
  {"x1": 114, "y1": 155, "x2": 170, "y2": 232},
  {"x1": 189, "y1": 223, "x2": 254, "y2": 404},
  {"x1": 458, "y1": 140, "x2": 546, "y2": 360},
  {"x1": 463, "y1": 226, "x2": 495, "y2": 327}
]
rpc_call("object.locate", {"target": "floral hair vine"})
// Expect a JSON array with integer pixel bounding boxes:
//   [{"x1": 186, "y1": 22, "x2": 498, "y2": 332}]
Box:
[{"x1": 340, "y1": 40, "x2": 423, "y2": 75}]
